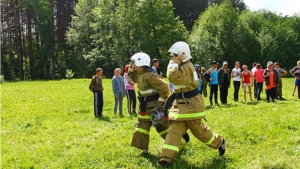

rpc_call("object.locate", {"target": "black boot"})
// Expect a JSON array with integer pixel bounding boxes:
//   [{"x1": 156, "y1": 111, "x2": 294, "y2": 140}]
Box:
[
  {"x1": 218, "y1": 139, "x2": 226, "y2": 156},
  {"x1": 182, "y1": 132, "x2": 190, "y2": 142}
]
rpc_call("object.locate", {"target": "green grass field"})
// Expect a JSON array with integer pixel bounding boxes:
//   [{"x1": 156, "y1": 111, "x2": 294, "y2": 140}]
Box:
[{"x1": 1, "y1": 78, "x2": 300, "y2": 169}]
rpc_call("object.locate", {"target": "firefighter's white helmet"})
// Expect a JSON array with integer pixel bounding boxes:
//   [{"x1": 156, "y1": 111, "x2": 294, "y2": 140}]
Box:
[
  {"x1": 130, "y1": 52, "x2": 151, "y2": 67},
  {"x1": 168, "y1": 41, "x2": 192, "y2": 62}
]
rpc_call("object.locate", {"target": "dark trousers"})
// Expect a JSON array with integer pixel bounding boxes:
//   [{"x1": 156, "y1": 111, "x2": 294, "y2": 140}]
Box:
[
  {"x1": 94, "y1": 92, "x2": 103, "y2": 117},
  {"x1": 256, "y1": 82, "x2": 263, "y2": 100},
  {"x1": 126, "y1": 89, "x2": 137, "y2": 114},
  {"x1": 266, "y1": 87, "x2": 276, "y2": 101},
  {"x1": 233, "y1": 81, "x2": 240, "y2": 101},
  {"x1": 253, "y1": 79, "x2": 257, "y2": 98},
  {"x1": 209, "y1": 84, "x2": 218, "y2": 104},
  {"x1": 220, "y1": 83, "x2": 229, "y2": 104}
]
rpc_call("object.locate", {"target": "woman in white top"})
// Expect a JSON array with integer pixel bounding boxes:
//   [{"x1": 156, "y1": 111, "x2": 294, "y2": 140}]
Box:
[{"x1": 231, "y1": 61, "x2": 241, "y2": 102}]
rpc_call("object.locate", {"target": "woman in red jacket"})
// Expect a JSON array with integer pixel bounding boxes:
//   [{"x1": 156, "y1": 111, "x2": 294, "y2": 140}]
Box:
[{"x1": 263, "y1": 61, "x2": 279, "y2": 102}]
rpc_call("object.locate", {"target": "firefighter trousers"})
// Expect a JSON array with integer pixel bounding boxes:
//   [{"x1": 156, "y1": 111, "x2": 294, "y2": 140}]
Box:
[
  {"x1": 160, "y1": 119, "x2": 223, "y2": 163},
  {"x1": 131, "y1": 120, "x2": 169, "y2": 151}
]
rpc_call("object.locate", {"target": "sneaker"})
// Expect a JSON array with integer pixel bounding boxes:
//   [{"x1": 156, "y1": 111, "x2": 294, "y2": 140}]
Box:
[
  {"x1": 218, "y1": 139, "x2": 226, "y2": 156},
  {"x1": 182, "y1": 132, "x2": 190, "y2": 143},
  {"x1": 158, "y1": 160, "x2": 170, "y2": 167},
  {"x1": 142, "y1": 150, "x2": 148, "y2": 154}
]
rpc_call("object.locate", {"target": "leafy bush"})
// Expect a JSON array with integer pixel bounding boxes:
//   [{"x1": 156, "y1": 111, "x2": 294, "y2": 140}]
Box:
[{"x1": 65, "y1": 69, "x2": 74, "y2": 79}]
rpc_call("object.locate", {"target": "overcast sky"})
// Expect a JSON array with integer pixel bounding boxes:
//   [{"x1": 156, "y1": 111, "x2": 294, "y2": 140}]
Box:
[{"x1": 243, "y1": 0, "x2": 300, "y2": 16}]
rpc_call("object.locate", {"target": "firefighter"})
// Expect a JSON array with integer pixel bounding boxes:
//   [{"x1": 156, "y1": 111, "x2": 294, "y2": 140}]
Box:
[
  {"x1": 128, "y1": 52, "x2": 189, "y2": 154},
  {"x1": 158, "y1": 42, "x2": 226, "y2": 166}
]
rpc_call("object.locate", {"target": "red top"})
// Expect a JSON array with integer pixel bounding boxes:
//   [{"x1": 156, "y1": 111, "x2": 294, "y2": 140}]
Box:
[
  {"x1": 242, "y1": 71, "x2": 251, "y2": 83},
  {"x1": 254, "y1": 68, "x2": 264, "y2": 83}
]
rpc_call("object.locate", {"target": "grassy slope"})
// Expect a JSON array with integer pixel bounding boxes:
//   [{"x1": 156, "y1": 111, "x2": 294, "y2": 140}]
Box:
[{"x1": 1, "y1": 79, "x2": 300, "y2": 169}]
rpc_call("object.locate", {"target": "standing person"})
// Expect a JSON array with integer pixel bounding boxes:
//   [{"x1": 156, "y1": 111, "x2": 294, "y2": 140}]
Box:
[
  {"x1": 241, "y1": 65, "x2": 253, "y2": 102},
  {"x1": 194, "y1": 64, "x2": 203, "y2": 94},
  {"x1": 206, "y1": 61, "x2": 219, "y2": 106},
  {"x1": 218, "y1": 61, "x2": 231, "y2": 104},
  {"x1": 201, "y1": 67, "x2": 208, "y2": 97},
  {"x1": 89, "y1": 68, "x2": 104, "y2": 117},
  {"x1": 274, "y1": 62, "x2": 287, "y2": 100},
  {"x1": 158, "y1": 41, "x2": 225, "y2": 166},
  {"x1": 124, "y1": 65, "x2": 137, "y2": 115},
  {"x1": 290, "y1": 60, "x2": 300, "y2": 99},
  {"x1": 292, "y1": 79, "x2": 298, "y2": 97},
  {"x1": 152, "y1": 58, "x2": 163, "y2": 79},
  {"x1": 128, "y1": 52, "x2": 189, "y2": 154},
  {"x1": 231, "y1": 61, "x2": 241, "y2": 102},
  {"x1": 251, "y1": 62, "x2": 257, "y2": 98},
  {"x1": 264, "y1": 61, "x2": 280, "y2": 102},
  {"x1": 112, "y1": 68, "x2": 126, "y2": 116},
  {"x1": 253, "y1": 63, "x2": 264, "y2": 100}
]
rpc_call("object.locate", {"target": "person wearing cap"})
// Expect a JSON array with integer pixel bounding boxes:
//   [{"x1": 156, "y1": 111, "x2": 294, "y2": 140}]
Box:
[
  {"x1": 206, "y1": 61, "x2": 219, "y2": 106},
  {"x1": 218, "y1": 61, "x2": 231, "y2": 104},
  {"x1": 194, "y1": 64, "x2": 203, "y2": 94},
  {"x1": 89, "y1": 68, "x2": 104, "y2": 117},
  {"x1": 274, "y1": 62, "x2": 287, "y2": 100},
  {"x1": 152, "y1": 58, "x2": 163, "y2": 79},
  {"x1": 290, "y1": 60, "x2": 300, "y2": 99},
  {"x1": 124, "y1": 64, "x2": 137, "y2": 115},
  {"x1": 158, "y1": 41, "x2": 225, "y2": 167},
  {"x1": 231, "y1": 61, "x2": 241, "y2": 102},
  {"x1": 263, "y1": 61, "x2": 280, "y2": 102}
]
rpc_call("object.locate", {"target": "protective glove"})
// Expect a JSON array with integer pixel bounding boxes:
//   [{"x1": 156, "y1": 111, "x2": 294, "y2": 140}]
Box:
[{"x1": 151, "y1": 107, "x2": 165, "y2": 126}]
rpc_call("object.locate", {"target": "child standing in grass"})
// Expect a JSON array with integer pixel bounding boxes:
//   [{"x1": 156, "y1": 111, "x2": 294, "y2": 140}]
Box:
[
  {"x1": 241, "y1": 65, "x2": 253, "y2": 102},
  {"x1": 112, "y1": 68, "x2": 126, "y2": 116},
  {"x1": 124, "y1": 65, "x2": 137, "y2": 115},
  {"x1": 89, "y1": 68, "x2": 104, "y2": 117}
]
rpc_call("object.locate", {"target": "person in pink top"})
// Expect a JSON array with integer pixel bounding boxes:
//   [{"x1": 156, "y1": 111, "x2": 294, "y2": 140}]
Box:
[
  {"x1": 242, "y1": 65, "x2": 253, "y2": 102},
  {"x1": 253, "y1": 63, "x2": 264, "y2": 100},
  {"x1": 124, "y1": 64, "x2": 137, "y2": 115},
  {"x1": 263, "y1": 61, "x2": 280, "y2": 102}
]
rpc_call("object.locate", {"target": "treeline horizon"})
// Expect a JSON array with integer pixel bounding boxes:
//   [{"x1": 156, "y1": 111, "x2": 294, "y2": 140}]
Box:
[{"x1": 1, "y1": 0, "x2": 299, "y2": 80}]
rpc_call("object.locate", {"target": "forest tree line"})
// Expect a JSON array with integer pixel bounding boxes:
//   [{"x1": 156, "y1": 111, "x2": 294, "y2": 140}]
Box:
[{"x1": 1, "y1": 0, "x2": 299, "y2": 80}]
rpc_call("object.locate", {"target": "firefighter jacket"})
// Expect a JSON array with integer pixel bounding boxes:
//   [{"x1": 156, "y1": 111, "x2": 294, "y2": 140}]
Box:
[
  {"x1": 167, "y1": 57, "x2": 205, "y2": 121},
  {"x1": 128, "y1": 67, "x2": 169, "y2": 121}
]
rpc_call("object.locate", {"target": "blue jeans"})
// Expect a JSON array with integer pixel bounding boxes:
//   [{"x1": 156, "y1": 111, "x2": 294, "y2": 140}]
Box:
[
  {"x1": 114, "y1": 93, "x2": 124, "y2": 115},
  {"x1": 256, "y1": 82, "x2": 263, "y2": 99}
]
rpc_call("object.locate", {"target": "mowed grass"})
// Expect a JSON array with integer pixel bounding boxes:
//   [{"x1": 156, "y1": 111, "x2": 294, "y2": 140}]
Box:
[{"x1": 1, "y1": 78, "x2": 300, "y2": 169}]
